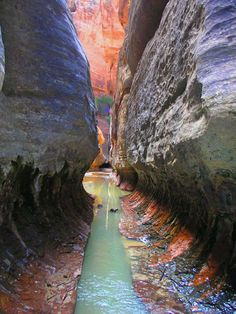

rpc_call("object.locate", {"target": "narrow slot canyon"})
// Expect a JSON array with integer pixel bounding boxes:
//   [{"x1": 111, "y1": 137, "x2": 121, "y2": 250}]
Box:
[{"x1": 0, "y1": 0, "x2": 235, "y2": 313}]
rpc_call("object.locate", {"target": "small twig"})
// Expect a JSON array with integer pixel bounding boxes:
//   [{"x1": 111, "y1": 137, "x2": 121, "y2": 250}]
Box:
[
  {"x1": 47, "y1": 294, "x2": 56, "y2": 301},
  {"x1": 159, "y1": 266, "x2": 166, "y2": 281}
]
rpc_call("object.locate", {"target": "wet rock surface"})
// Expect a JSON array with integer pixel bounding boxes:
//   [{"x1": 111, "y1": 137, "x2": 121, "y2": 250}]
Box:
[
  {"x1": 125, "y1": 0, "x2": 236, "y2": 277},
  {"x1": 0, "y1": 215, "x2": 91, "y2": 313},
  {"x1": 0, "y1": 0, "x2": 97, "y2": 312},
  {"x1": 0, "y1": 159, "x2": 94, "y2": 313},
  {"x1": 120, "y1": 191, "x2": 236, "y2": 313},
  {"x1": 113, "y1": 0, "x2": 236, "y2": 311}
]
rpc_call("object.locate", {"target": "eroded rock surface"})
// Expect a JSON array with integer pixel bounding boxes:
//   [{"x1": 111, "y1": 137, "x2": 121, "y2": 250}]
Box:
[
  {"x1": 118, "y1": 0, "x2": 129, "y2": 29},
  {"x1": 0, "y1": 0, "x2": 98, "y2": 172},
  {"x1": 69, "y1": 0, "x2": 125, "y2": 95},
  {"x1": 91, "y1": 126, "x2": 106, "y2": 168},
  {"x1": 111, "y1": 0, "x2": 168, "y2": 189},
  {"x1": 126, "y1": 0, "x2": 236, "y2": 257},
  {"x1": 126, "y1": 0, "x2": 169, "y2": 75},
  {"x1": 0, "y1": 1, "x2": 97, "y2": 312},
  {"x1": 113, "y1": 0, "x2": 236, "y2": 310},
  {"x1": 0, "y1": 27, "x2": 4, "y2": 91}
]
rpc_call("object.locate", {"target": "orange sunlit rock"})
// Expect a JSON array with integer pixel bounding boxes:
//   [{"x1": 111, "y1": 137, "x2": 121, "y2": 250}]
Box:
[
  {"x1": 157, "y1": 229, "x2": 194, "y2": 264},
  {"x1": 193, "y1": 256, "x2": 220, "y2": 286},
  {"x1": 91, "y1": 126, "x2": 106, "y2": 168},
  {"x1": 97, "y1": 126, "x2": 105, "y2": 146},
  {"x1": 70, "y1": 0, "x2": 126, "y2": 96},
  {"x1": 118, "y1": 0, "x2": 129, "y2": 28}
]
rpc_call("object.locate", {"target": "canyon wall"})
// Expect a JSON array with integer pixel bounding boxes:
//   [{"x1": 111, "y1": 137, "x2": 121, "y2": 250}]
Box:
[
  {"x1": 0, "y1": 0, "x2": 98, "y2": 172},
  {"x1": 113, "y1": 0, "x2": 236, "y2": 297},
  {"x1": 0, "y1": 1, "x2": 97, "y2": 312},
  {"x1": 68, "y1": 0, "x2": 125, "y2": 96},
  {"x1": 0, "y1": 28, "x2": 4, "y2": 91}
]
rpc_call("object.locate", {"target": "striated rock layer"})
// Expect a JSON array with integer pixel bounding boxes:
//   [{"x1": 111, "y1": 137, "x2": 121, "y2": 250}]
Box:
[
  {"x1": 113, "y1": 0, "x2": 236, "y2": 307},
  {"x1": 0, "y1": 0, "x2": 97, "y2": 172},
  {"x1": 0, "y1": 28, "x2": 4, "y2": 91},
  {"x1": 0, "y1": 0, "x2": 97, "y2": 312},
  {"x1": 69, "y1": 0, "x2": 125, "y2": 96}
]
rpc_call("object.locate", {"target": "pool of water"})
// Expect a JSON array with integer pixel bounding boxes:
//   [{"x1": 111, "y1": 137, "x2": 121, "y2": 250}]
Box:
[{"x1": 74, "y1": 172, "x2": 147, "y2": 314}]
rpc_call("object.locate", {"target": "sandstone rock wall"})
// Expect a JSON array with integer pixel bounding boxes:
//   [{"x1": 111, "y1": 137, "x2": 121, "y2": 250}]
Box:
[
  {"x1": 113, "y1": 0, "x2": 236, "y2": 283},
  {"x1": 126, "y1": 0, "x2": 169, "y2": 75},
  {"x1": 111, "y1": 0, "x2": 168, "y2": 189},
  {"x1": 69, "y1": 0, "x2": 125, "y2": 96},
  {"x1": 118, "y1": 0, "x2": 129, "y2": 28},
  {"x1": 0, "y1": 1, "x2": 98, "y2": 311},
  {"x1": 0, "y1": 28, "x2": 4, "y2": 91},
  {"x1": 0, "y1": 0, "x2": 98, "y2": 173}
]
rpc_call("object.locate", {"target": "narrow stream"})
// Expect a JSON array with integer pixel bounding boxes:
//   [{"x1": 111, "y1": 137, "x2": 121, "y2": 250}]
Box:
[{"x1": 74, "y1": 172, "x2": 147, "y2": 314}]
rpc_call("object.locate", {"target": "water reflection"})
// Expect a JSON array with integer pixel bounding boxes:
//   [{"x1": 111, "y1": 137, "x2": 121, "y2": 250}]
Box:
[{"x1": 74, "y1": 172, "x2": 147, "y2": 314}]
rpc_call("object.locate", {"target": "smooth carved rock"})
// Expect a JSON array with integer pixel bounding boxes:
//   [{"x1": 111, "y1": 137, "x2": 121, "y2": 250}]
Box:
[
  {"x1": 111, "y1": 0, "x2": 167, "y2": 187},
  {"x1": 70, "y1": 0, "x2": 125, "y2": 95},
  {"x1": 0, "y1": 1, "x2": 97, "y2": 311},
  {"x1": 127, "y1": 0, "x2": 169, "y2": 75},
  {"x1": 126, "y1": 0, "x2": 236, "y2": 222},
  {"x1": 111, "y1": 1, "x2": 139, "y2": 189},
  {"x1": 0, "y1": 0, "x2": 98, "y2": 172},
  {"x1": 114, "y1": 0, "x2": 236, "y2": 277}
]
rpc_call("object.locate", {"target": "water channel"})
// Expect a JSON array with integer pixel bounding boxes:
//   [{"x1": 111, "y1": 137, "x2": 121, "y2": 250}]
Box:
[{"x1": 74, "y1": 171, "x2": 147, "y2": 314}]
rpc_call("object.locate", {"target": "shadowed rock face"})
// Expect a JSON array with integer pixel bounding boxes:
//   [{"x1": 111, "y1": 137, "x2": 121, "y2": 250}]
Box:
[
  {"x1": 0, "y1": 0, "x2": 98, "y2": 172},
  {"x1": 126, "y1": 0, "x2": 236, "y2": 239},
  {"x1": 0, "y1": 1, "x2": 98, "y2": 311},
  {"x1": 112, "y1": 0, "x2": 236, "y2": 292},
  {"x1": 127, "y1": 0, "x2": 169, "y2": 74},
  {"x1": 111, "y1": 0, "x2": 168, "y2": 189}
]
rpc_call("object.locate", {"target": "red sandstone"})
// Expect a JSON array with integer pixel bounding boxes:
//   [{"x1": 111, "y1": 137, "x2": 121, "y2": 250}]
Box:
[{"x1": 70, "y1": 0, "x2": 125, "y2": 96}]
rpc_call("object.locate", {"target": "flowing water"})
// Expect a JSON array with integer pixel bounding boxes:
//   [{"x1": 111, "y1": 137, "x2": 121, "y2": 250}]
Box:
[{"x1": 74, "y1": 171, "x2": 147, "y2": 314}]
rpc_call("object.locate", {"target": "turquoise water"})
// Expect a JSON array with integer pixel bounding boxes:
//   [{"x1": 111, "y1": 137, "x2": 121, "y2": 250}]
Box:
[{"x1": 74, "y1": 172, "x2": 147, "y2": 314}]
